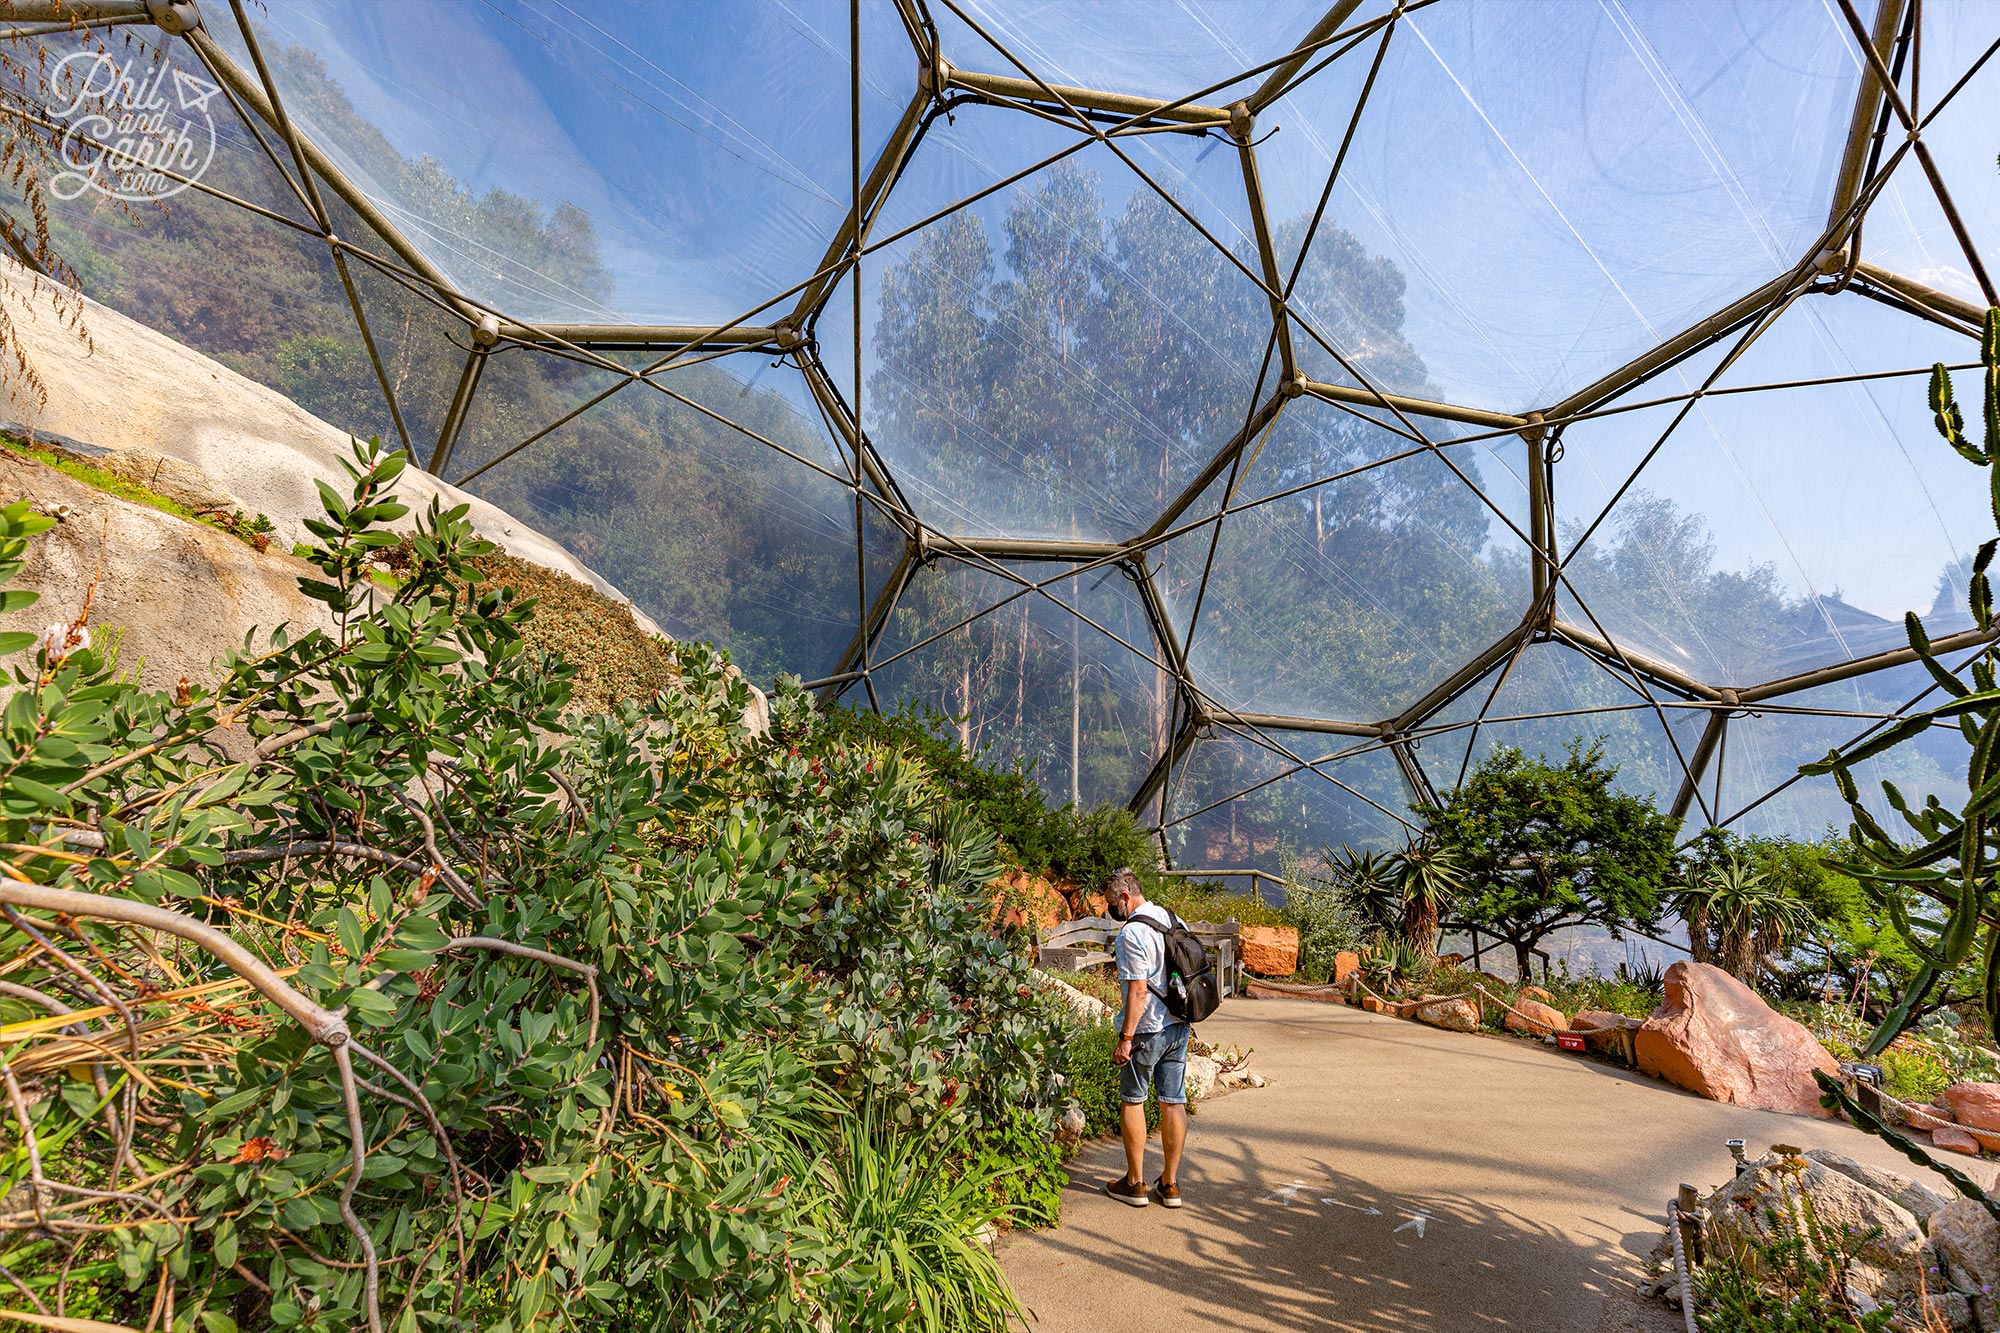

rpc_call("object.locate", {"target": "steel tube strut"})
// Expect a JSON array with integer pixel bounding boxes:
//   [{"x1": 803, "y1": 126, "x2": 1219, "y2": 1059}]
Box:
[
  {"x1": 942, "y1": 65, "x2": 1232, "y2": 128},
  {"x1": 1853, "y1": 261, "x2": 1986, "y2": 331},
  {"x1": 1299, "y1": 378, "x2": 1531, "y2": 432},
  {"x1": 1248, "y1": 1, "x2": 1365, "y2": 112},
  {"x1": 1739, "y1": 624, "x2": 2000, "y2": 704},
  {"x1": 1542, "y1": 270, "x2": 1806, "y2": 424},
  {"x1": 1668, "y1": 707, "x2": 1730, "y2": 827},
  {"x1": 1551, "y1": 620, "x2": 1724, "y2": 702},
  {"x1": 1828, "y1": 0, "x2": 1909, "y2": 226}
]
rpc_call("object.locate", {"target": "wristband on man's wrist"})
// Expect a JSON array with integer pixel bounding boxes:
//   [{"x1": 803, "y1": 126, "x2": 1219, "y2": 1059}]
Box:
[{"x1": 1119, "y1": 1030, "x2": 1136, "y2": 1040}]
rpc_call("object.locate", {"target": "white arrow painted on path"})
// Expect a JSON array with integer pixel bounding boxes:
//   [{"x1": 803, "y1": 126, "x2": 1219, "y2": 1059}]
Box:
[
  {"x1": 1319, "y1": 1198, "x2": 1382, "y2": 1215},
  {"x1": 1263, "y1": 1182, "x2": 1314, "y2": 1205},
  {"x1": 1393, "y1": 1210, "x2": 1432, "y2": 1239}
]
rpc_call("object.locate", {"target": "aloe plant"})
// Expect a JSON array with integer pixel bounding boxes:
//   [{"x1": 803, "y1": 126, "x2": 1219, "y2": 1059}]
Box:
[{"x1": 1804, "y1": 310, "x2": 2000, "y2": 1057}]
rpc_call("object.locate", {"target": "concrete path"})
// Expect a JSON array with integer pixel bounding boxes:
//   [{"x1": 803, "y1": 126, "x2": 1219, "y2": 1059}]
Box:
[{"x1": 999, "y1": 997, "x2": 1995, "y2": 1333}]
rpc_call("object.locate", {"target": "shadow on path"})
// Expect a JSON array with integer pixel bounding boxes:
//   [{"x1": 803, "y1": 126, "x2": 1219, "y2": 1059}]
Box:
[{"x1": 999, "y1": 999, "x2": 1994, "y2": 1332}]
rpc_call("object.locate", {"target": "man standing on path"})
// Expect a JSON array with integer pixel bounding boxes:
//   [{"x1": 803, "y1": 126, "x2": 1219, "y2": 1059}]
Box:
[{"x1": 1103, "y1": 867, "x2": 1188, "y2": 1209}]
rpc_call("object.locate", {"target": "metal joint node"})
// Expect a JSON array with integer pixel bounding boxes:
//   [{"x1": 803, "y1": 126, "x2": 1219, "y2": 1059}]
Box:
[
  {"x1": 1283, "y1": 371, "x2": 1308, "y2": 399},
  {"x1": 919, "y1": 56, "x2": 953, "y2": 95},
  {"x1": 1228, "y1": 101, "x2": 1255, "y2": 143},
  {"x1": 773, "y1": 321, "x2": 806, "y2": 352},
  {"x1": 1813, "y1": 246, "x2": 1849, "y2": 275},
  {"x1": 471, "y1": 314, "x2": 501, "y2": 349},
  {"x1": 145, "y1": 0, "x2": 200, "y2": 34},
  {"x1": 1519, "y1": 411, "x2": 1547, "y2": 445}
]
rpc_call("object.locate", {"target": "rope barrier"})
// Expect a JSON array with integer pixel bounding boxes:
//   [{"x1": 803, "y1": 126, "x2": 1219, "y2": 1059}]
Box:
[{"x1": 1668, "y1": 1201, "x2": 1700, "y2": 1333}]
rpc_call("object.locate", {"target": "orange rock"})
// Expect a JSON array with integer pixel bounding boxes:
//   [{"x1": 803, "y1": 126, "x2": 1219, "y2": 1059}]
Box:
[
  {"x1": 1240, "y1": 925, "x2": 1299, "y2": 977},
  {"x1": 1331, "y1": 951, "x2": 1362, "y2": 986},
  {"x1": 1361, "y1": 995, "x2": 1387, "y2": 1014},
  {"x1": 1504, "y1": 998, "x2": 1569, "y2": 1036},
  {"x1": 1570, "y1": 1009, "x2": 1631, "y2": 1032},
  {"x1": 1633, "y1": 962, "x2": 1838, "y2": 1118},
  {"x1": 990, "y1": 873, "x2": 1065, "y2": 934},
  {"x1": 1072, "y1": 891, "x2": 1108, "y2": 919},
  {"x1": 1942, "y1": 1083, "x2": 2000, "y2": 1133},
  {"x1": 1414, "y1": 996, "x2": 1481, "y2": 1032},
  {"x1": 1521, "y1": 985, "x2": 1555, "y2": 1004},
  {"x1": 1436, "y1": 952, "x2": 1466, "y2": 968},
  {"x1": 1935, "y1": 1125, "x2": 1983, "y2": 1156}
]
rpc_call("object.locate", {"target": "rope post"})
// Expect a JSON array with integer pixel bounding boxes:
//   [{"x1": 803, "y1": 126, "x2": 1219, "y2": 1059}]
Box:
[{"x1": 1670, "y1": 1185, "x2": 1701, "y2": 1333}]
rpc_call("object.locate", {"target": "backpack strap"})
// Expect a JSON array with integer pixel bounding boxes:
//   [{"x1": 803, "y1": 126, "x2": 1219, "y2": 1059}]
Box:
[{"x1": 1118, "y1": 913, "x2": 1178, "y2": 1007}]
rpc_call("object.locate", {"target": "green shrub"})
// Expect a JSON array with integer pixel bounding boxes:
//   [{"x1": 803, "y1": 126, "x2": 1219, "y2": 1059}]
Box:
[
  {"x1": 1279, "y1": 851, "x2": 1368, "y2": 982},
  {"x1": 1147, "y1": 880, "x2": 1288, "y2": 928},
  {"x1": 1878, "y1": 1044, "x2": 1952, "y2": 1105},
  {"x1": 1532, "y1": 960, "x2": 1662, "y2": 1020},
  {"x1": 969, "y1": 1105, "x2": 1067, "y2": 1228},
  {"x1": 820, "y1": 704, "x2": 1163, "y2": 895},
  {"x1": 0, "y1": 440, "x2": 1066, "y2": 1330},
  {"x1": 780, "y1": 1110, "x2": 1025, "y2": 1331},
  {"x1": 1063, "y1": 1022, "x2": 1160, "y2": 1138}
]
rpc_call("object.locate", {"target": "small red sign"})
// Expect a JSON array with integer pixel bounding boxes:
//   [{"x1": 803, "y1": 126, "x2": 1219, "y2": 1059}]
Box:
[{"x1": 1556, "y1": 1033, "x2": 1587, "y2": 1053}]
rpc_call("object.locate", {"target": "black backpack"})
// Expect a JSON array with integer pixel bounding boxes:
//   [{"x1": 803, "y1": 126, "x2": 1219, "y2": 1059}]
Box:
[{"x1": 1122, "y1": 911, "x2": 1223, "y2": 1024}]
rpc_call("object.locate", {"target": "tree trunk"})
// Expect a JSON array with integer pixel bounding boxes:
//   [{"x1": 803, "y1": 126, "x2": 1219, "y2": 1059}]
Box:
[
  {"x1": 1404, "y1": 897, "x2": 1440, "y2": 961},
  {"x1": 1069, "y1": 609, "x2": 1080, "y2": 809},
  {"x1": 958, "y1": 663, "x2": 972, "y2": 751},
  {"x1": 1719, "y1": 925, "x2": 1757, "y2": 982},
  {"x1": 1683, "y1": 902, "x2": 1712, "y2": 965},
  {"x1": 1513, "y1": 938, "x2": 1534, "y2": 982}
]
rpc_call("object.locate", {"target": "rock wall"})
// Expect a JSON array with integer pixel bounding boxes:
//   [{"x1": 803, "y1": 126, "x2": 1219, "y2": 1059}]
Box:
[{"x1": 0, "y1": 453, "x2": 337, "y2": 691}]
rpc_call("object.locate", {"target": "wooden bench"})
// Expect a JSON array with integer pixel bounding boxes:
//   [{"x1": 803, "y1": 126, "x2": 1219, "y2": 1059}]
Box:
[{"x1": 1039, "y1": 914, "x2": 1243, "y2": 997}]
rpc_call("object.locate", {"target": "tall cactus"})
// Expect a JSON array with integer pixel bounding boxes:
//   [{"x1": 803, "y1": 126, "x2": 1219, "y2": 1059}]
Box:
[{"x1": 1802, "y1": 309, "x2": 2000, "y2": 1057}]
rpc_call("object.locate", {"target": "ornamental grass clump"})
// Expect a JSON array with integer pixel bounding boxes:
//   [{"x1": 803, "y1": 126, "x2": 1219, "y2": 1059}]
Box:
[{"x1": 0, "y1": 437, "x2": 1065, "y2": 1332}]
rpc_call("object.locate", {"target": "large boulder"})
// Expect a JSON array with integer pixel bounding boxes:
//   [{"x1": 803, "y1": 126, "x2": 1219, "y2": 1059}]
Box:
[
  {"x1": 1931, "y1": 1198, "x2": 2000, "y2": 1328},
  {"x1": 1570, "y1": 1009, "x2": 1630, "y2": 1031},
  {"x1": 1941, "y1": 1083, "x2": 2000, "y2": 1133},
  {"x1": 1802, "y1": 1148, "x2": 1950, "y2": 1227},
  {"x1": 1633, "y1": 961, "x2": 1838, "y2": 1116},
  {"x1": 0, "y1": 262, "x2": 661, "y2": 632},
  {"x1": 96, "y1": 446, "x2": 244, "y2": 515},
  {"x1": 1414, "y1": 996, "x2": 1481, "y2": 1033},
  {"x1": 1, "y1": 455, "x2": 337, "y2": 693},
  {"x1": 1696, "y1": 1152, "x2": 1926, "y2": 1309},
  {"x1": 1240, "y1": 925, "x2": 1299, "y2": 977},
  {"x1": 1504, "y1": 998, "x2": 1569, "y2": 1036}
]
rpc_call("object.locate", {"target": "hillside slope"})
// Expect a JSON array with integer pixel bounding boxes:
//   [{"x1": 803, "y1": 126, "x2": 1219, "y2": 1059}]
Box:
[
  {"x1": 0, "y1": 260, "x2": 660, "y2": 636},
  {"x1": 0, "y1": 446, "x2": 337, "y2": 690}
]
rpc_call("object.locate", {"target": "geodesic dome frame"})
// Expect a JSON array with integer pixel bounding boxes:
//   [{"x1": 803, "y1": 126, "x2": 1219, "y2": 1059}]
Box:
[{"x1": 11, "y1": 0, "x2": 1998, "y2": 867}]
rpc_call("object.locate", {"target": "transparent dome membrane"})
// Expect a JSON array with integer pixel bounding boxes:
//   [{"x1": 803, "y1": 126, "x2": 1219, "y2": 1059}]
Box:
[{"x1": 18, "y1": 0, "x2": 1989, "y2": 852}]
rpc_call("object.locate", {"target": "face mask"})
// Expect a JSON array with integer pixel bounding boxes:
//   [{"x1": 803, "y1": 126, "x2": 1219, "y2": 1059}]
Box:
[{"x1": 1108, "y1": 898, "x2": 1130, "y2": 921}]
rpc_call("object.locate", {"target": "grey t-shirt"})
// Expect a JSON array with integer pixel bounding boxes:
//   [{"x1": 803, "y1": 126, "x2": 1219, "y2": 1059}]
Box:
[{"x1": 1114, "y1": 902, "x2": 1175, "y2": 1035}]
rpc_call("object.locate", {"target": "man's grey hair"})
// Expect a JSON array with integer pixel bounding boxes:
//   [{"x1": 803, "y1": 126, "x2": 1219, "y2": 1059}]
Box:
[{"x1": 1108, "y1": 866, "x2": 1141, "y2": 892}]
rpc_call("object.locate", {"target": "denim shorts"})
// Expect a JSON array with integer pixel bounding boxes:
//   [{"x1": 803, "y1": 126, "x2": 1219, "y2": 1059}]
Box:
[{"x1": 1120, "y1": 1021, "x2": 1191, "y2": 1105}]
